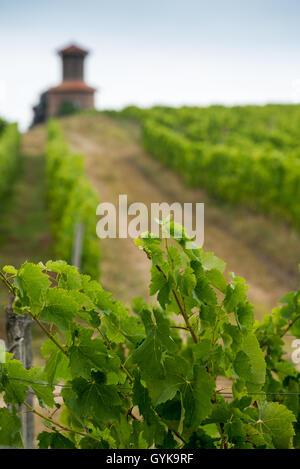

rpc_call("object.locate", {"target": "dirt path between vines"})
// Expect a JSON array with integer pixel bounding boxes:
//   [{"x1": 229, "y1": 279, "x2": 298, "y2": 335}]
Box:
[{"x1": 62, "y1": 113, "x2": 300, "y2": 317}]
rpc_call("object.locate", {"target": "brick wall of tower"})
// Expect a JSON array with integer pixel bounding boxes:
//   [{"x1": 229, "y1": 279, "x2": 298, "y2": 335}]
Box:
[{"x1": 47, "y1": 91, "x2": 95, "y2": 117}]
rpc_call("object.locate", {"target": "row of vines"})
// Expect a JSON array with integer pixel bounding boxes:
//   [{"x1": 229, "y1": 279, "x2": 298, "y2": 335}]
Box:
[
  {"x1": 46, "y1": 119, "x2": 100, "y2": 278},
  {"x1": 1, "y1": 110, "x2": 300, "y2": 449},
  {"x1": 113, "y1": 105, "x2": 300, "y2": 226},
  {"x1": 0, "y1": 121, "x2": 20, "y2": 201},
  {"x1": 0, "y1": 221, "x2": 300, "y2": 448}
]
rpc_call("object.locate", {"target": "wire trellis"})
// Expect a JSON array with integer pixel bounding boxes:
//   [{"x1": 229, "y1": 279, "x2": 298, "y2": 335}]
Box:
[{"x1": 1, "y1": 375, "x2": 300, "y2": 397}]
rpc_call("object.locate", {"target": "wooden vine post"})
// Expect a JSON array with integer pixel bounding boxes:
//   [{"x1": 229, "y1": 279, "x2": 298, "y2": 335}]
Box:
[
  {"x1": 1, "y1": 222, "x2": 84, "y2": 449},
  {"x1": 72, "y1": 223, "x2": 84, "y2": 272},
  {"x1": 5, "y1": 297, "x2": 34, "y2": 449}
]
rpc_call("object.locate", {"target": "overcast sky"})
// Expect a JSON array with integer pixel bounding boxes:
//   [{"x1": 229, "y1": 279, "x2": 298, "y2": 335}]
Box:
[{"x1": 1, "y1": 0, "x2": 300, "y2": 130}]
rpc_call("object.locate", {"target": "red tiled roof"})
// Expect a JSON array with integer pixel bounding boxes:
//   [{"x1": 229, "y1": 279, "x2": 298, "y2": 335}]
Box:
[
  {"x1": 58, "y1": 44, "x2": 89, "y2": 56},
  {"x1": 48, "y1": 81, "x2": 96, "y2": 93}
]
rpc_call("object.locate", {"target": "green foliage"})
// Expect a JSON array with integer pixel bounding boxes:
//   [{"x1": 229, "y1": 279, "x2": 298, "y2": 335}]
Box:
[
  {"x1": 118, "y1": 105, "x2": 300, "y2": 227},
  {"x1": 0, "y1": 407, "x2": 23, "y2": 448},
  {"x1": 0, "y1": 223, "x2": 300, "y2": 449},
  {"x1": 46, "y1": 119, "x2": 100, "y2": 278},
  {"x1": 58, "y1": 101, "x2": 78, "y2": 117},
  {"x1": 0, "y1": 117, "x2": 8, "y2": 136},
  {"x1": 0, "y1": 123, "x2": 20, "y2": 200}
]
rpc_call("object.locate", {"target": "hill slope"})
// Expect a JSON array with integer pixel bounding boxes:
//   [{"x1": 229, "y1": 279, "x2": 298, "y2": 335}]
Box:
[{"x1": 60, "y1": 113, "x2": 300, "y2": 314}]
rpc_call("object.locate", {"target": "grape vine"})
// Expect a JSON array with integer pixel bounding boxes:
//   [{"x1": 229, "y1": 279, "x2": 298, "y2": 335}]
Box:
[
  {"x1": 0, "y1": 122, "x2": 20, "y2": 202},
  {"x1": 46, "y1": 119, "x2": 100, "y2": 278},
  {"x1": 111, "y1": 105, "x2": 300, "y2": 227},
  {"x1": 0, "y1": 221, "x2": 299, "y2": 449}
]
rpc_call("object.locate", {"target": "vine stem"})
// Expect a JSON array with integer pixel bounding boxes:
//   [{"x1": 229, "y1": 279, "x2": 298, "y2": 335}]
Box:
[
  {"x1": 170, "y1": 326, "x2": 189, "y2": 331},
  {"x1": 280, "y1": 315, "x2": 300, "y2": 338},
  {"x1": 24, "y1": 402, "x2": 102, "y2": 444},
  {"x1": 155, "y1": 264, "x2": 198, "y2": 344},
  {"x1": 159, "y1": 416, "x2": 187, "y2": 446},
  {"x1": 170, "y1": 428, "x2": 187, "y2": 446},
  {"x1": 0, "y1": 270, "x2": 15, "y2": 294},
  {"x1": 97, "y1": 328, "x2": 134, "y2": 382},
  {"x1": 172, "y1": 289, "x2": 198, "y2": 344},
  {"x1": 30, "y1": 313, "x2": 69, "y2": 357},
  {"x1": 219, "y1": 422, "x2": 228, "y2": 449}
]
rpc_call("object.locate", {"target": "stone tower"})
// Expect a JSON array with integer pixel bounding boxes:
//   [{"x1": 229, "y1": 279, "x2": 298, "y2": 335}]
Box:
[
  {"x1": 32, "y1": 44, "x2": 96, "y2": 125},
  {"x1": 47, "y1": 44, "x2": 96, "y2": 117},
  {"x1": 61, "y1": 44, "x2": 87, "y2": 82}
]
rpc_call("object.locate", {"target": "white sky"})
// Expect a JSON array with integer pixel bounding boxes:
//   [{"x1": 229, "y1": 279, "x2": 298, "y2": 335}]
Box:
[{"x1": 1, "y1": 0, "x2": 300, "y2": 130}]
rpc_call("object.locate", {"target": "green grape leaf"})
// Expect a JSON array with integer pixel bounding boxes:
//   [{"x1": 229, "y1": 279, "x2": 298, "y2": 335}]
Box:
[
  {"x1": 255, "y1": 402, "x2": 296, "y2": 449},
  {"x1": 206, "y1": 268, "x2": 227, "y2": 293},
  {"x1": 70, "y1": 374, "x2": 122, "y2": 429},
  {"x1": 0, "y1": 407, "x2": 23, "y2": 448},
  {"x1": 147, "y1": 356, "x2": 192, "y2": 406},
  {"x1": 242, "y1": 334, "x2": 266, "y2": 389},
  {"x1": 177, "y1": 267, "x2": 196, "y2": 296},
  {"x1": 40, "y1": 288, "x2": 77, "y2": 330},
  {"x1": 194, "y1": 276, "x2": 217, "y2": 306},
  {"x1": 133, "y1": 308, "x2": 176, "y2": 377},
  {"x1": 233, "y1": 351, "x2": 251, "y2": 380},
  {"x1": 200, "y1": 252, "x2": 226, "y2": 273},
  {"x1": 41, "y1": 336, "x2": 71, "y2": 383},
  {"x1": 149, "y1": 265, "x2": 172, "y2": 308},
  {"x1": 224, "y1": 277, "x2": 248, "y2": 313},
  {"x1": 183, "y1": 365, "x2": 215, "y2": 433},
  {"x1": 2, "y1": 359, "x2": 29, "y2": 405},
  {"x1": 69, "y1": 326, "x2": 120, "y2": 380},
  {"x1": 27, "y1": 367, "x2": 55, "y2": 408},
  {"x1": 236, "y1": 302, "x2": 254, "y2": 332},
  {"x1": 167, "y1": 245, "x2": 183, "y2": 270},
  {"x1": 3, "y1": 265, "x2": 17, "y2": 275},
  {"x1": 132, "y1": 373, "x2": 166, "y2": 446},
  {"x1": 38, "y1": 431, "x2": 75, "y2": 449},
  {"x1": 15, "y1": 263, "x2": 50, "y2": 314}
]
